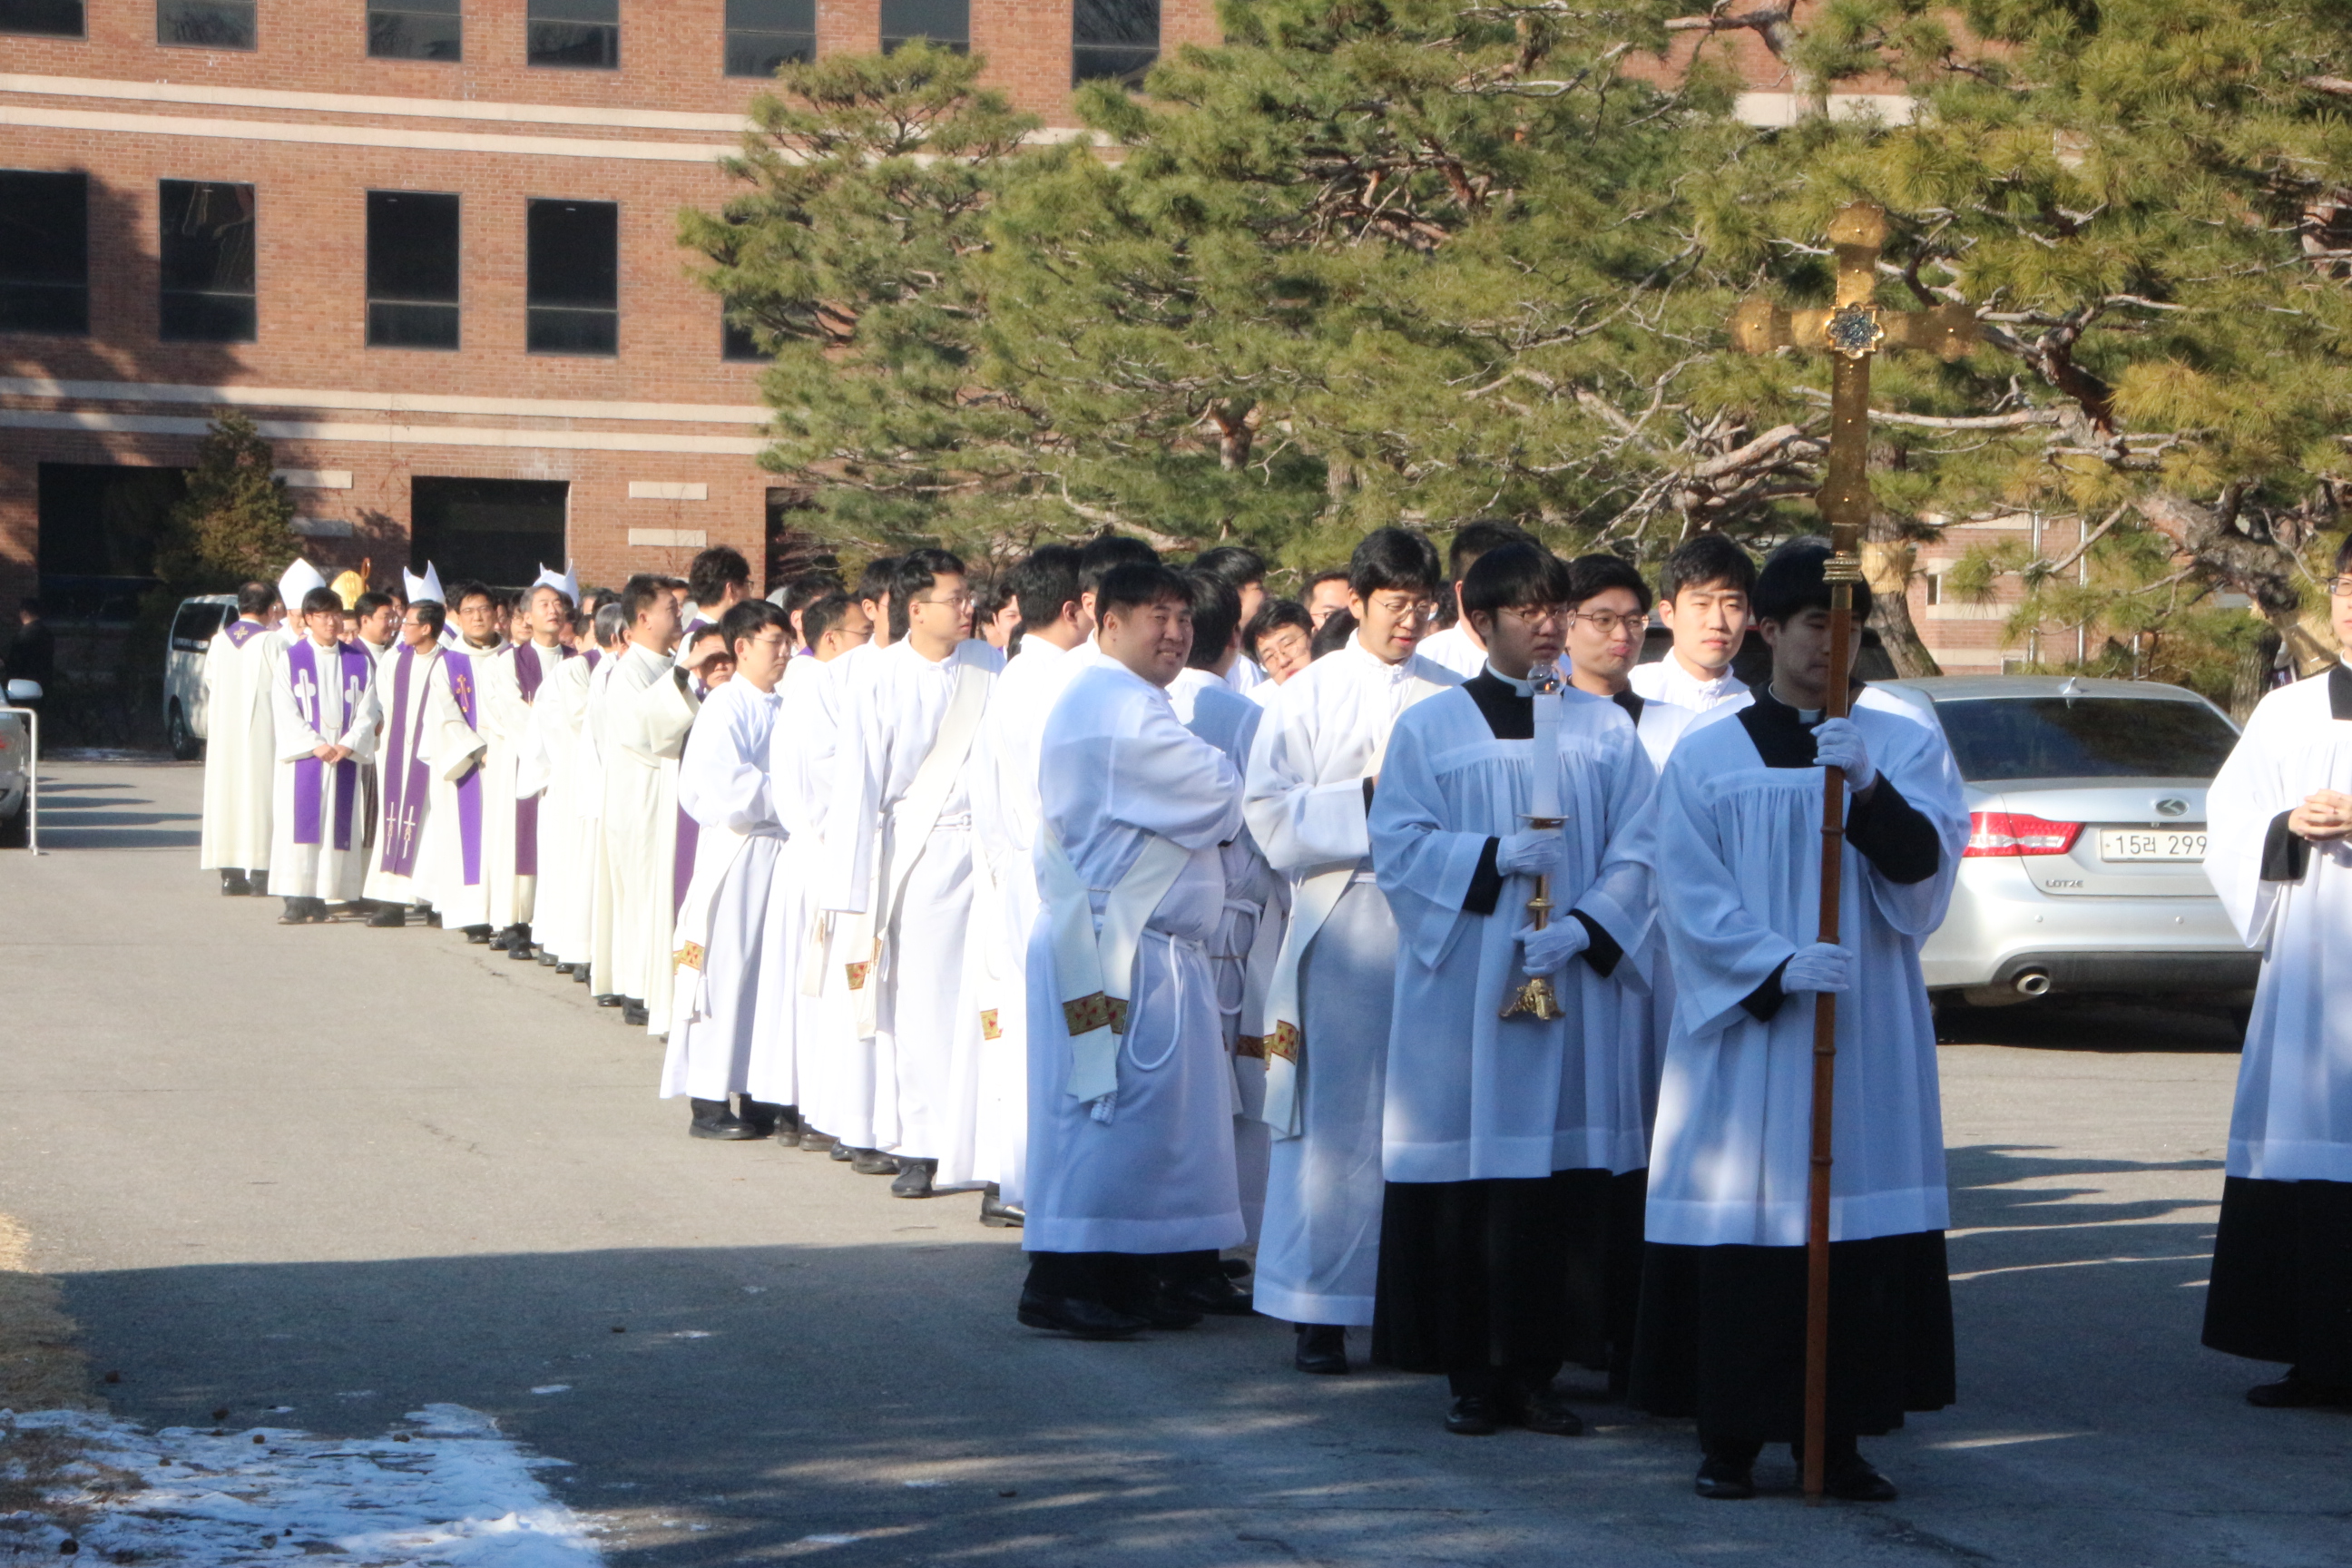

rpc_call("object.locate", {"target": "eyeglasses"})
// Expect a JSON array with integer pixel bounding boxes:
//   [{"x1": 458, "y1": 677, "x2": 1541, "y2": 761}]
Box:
[
  {"x1": 2329, "y1": 575, "x2": 2352, "y2": 599},
  {"x1": 913, "y1": 593, "x2": 974, "y2": 610},
  {"x1": 1572, "y1": 610, "x2": 1643, "y2": 636},
  {"x1": 1499, "y1": 604, "x2": 1570, "y2": 627}
]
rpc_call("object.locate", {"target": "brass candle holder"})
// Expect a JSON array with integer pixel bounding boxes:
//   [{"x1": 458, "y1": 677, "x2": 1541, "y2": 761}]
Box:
[{"x1": 1500, "y1": 812, "x2": 1568, "y2": 1021}]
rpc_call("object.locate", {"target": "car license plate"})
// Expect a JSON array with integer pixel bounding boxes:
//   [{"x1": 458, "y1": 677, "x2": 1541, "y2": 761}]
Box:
[{"x1": 2098, "y1": 828, "x2": 2207, "y2": 862}]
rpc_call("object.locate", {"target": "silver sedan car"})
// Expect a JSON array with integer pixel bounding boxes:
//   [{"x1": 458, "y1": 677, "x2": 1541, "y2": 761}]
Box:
[{"x1": 1870, "y1": 674, "x2": 2257, "y2": 1007}]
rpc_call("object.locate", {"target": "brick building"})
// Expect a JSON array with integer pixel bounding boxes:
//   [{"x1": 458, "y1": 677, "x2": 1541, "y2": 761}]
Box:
[{"x1": 0, "y1": 0, "x2": 1211, "y2": 626}]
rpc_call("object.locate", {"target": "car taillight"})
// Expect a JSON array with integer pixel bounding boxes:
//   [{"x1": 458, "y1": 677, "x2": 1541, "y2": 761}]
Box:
[{"x1": 1965, "y1": 810, "x2": 2082, "y2": 858}]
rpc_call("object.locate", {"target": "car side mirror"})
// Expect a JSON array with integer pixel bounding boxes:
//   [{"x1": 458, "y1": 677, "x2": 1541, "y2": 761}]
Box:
[{"x1": 5, "y1": 680, "x2": 43, "y2": 703}]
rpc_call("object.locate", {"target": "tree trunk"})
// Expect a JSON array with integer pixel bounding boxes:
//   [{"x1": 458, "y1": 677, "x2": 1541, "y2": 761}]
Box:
[
  {"x1": 2135, "y1": 492, "x2": 2335, "y2": 676},
  {"x1": 1861, "y1": 524, "x2": 1942, "y2": 678}
]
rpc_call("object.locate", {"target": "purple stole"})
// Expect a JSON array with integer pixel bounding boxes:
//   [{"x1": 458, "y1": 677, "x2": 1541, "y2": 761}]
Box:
[
  {"x1": 224, "y1": 620, "x2": 266, "y2": 650},
  {"x1": 286, "y1": 639, "x2": 371, "y2": 851},
  {"x1": 511, "y1": 643, "x2": 573, "y2": 878},
  {"x1": 674, "y1": 806, "x2": 699, "y2": 921},
  {"x1": 583, "y1": 648, "x2": 603, "y2": 671},
  {"x1": 443, "y1": 650, "x2": 485, "y2": 887},
  {"x1": 378, "y1": 646, "x2": 433, "y2": 877}
]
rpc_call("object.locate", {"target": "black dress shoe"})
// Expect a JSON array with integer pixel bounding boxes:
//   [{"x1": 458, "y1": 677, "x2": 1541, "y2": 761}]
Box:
[
  {"x1": 740, "y1": 1100, "x2": 793, "y2": 1138},
  {"x1": 1694, "y1": 1453, "x2": 1756, "y2": 1500},
  {"x1": 1445, "y1": 1395, "x2": 1504, "y2": 1436},
  {"x1": 463, "y1": 924, "x2": 495, "y2": 944},
  {"x1": 594, "y1": 994, "x2": 623, "y2": 1006},
  {"x1": 1111, "y1": 1290, "x2": 1202, "y2": 1331},
  {"x1": 366, "y1": 904, "x2": 406, "y2": 928},
  {"x1": 487, "y1": 927, "x2": 514, "y2": 951},
  {"x1": 1821, "y1": 1451, "x2": 1898, "y2": 1503},
  {"x1": 1512, "y1": 1383, "x2": 1585, "y2": 1436},
  {"x1": 689, "y1": 1099, "x2": 766, "y2": 1141},
  {"x1": 2247, "y1": 1367, "x2": 2352, "y2": 1407},
  {"x1": 555, "y1": 962, "x2": 577, "y2": 975},
  {"x1": 1220, "y1": 1257, "x2": 1251, "y2": 1279},
  {"x1": 1163, "y1": 1273, "x2": 1252, "y2": 1316},
  {"x1": 249, "y1": 871, "x2": 270, "y2": 896},
  {"x1": 850, "y1": 1148, "x2": 898, "y2": 1174},
  {"x1": 797, "y1": 1128, "x2": 836, "y2": 1153},
  {"x1": 621, "y1": 1003, "x2": 650, "y2": 1027},
  {"x1": 890, "y1": 1158, "x2": 937, "y2": 1197},
  {"x1": 828, "y1": 1139, "x2": 857, "y2": 1161},
  {"x1": 573, "y1": 967, "x2": 592, "y2": 985},
  {"x1": 537, "y1": 950, "x2": 560, "y2": 966},
  {"x1": 1016, "y1": 1289, "x2": 1148, "y2": 1339},
  {"x1": 220, "y1": 870, "x2": 250, "y2": 896},
  {"x1": 979, "y1": 1186, "x2": 1024, "y2": 1227},
  {"x1": 1294, "y1": 1324, "x2": 1348, "y2": 1375},
  {"x1": 508, "y1": 940, "x2": 538, "y2": 960}
]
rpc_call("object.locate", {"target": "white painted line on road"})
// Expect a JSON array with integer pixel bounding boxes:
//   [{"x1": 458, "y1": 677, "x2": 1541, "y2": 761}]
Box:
[
  {"x1": 1949, "y1": 1253, "x2": 2210, "y2": 1281},
  {"x1": 1926, "y1": 1431, "x2": 2097, "y2": 1450},
  {"x1": 530, "y1": 1384, "x2": 573, "y2": 1395}
]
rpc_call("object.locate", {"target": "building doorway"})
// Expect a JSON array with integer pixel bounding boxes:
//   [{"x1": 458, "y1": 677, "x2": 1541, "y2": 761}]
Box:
[
  {"x1": 410, "y1": 476, "x2": 567, "y2": 590},
  {"x1": 36, "y1": 462, "x2": 188, "y2": 619}
]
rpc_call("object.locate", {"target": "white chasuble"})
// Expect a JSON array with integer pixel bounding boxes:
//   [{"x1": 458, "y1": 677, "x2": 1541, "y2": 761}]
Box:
[
  {"x1": 199, "y1": 619, "x2": 285, "y2": 874},
  {"x1": 1241, "y1": 637, "x2": 1461, "y2": 1326},
  {"x1": 1642, "y1": 688, "x2": 1968, "y2": 1249},
  {"x1": 1371, "y1": 678, "x2": 1657, "y2": 1184},
  {"x1": 265, "y1": 634, "x2": 382, "y2": 900},
  {"x1": 662, "y1": 678, "x2": 789, "y2": 1102},
  {"x1": 2205, "y1": 665, "x2": 2352, "y2": 1182},
  {"x1": 822, "y1": 638, "x2": 1003, "y2": 1177},
  {"x1": 582, "y1": 652, "x2": 623, "y2": 994},
  {"x1": 364, "y1": 642, "x2": 441, "y2": 907},
  {"x1": 520, "y1": 649, "x2": 599, "y2": 965},
  {"x1": 413, "y1": 642, "x2": 498, "y2": 928},
  {"x1": 1023, "y1": 662, "x2": 1249, "y2": 1256},
  {"x1": 771, "y1": 652, "x2": 871, "y2": 1141},
  {"x1": 604, "y1": 642, "x2": 701, "y2": 1025}
]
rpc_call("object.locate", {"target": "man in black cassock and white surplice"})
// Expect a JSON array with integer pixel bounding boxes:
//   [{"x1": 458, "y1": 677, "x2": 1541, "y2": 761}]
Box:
[
  {"x1": 1630, "y1": 539, "x2": 1968, "y2": 1504},
  {"x1": 2200, "y1": 535, "x2": 2352, "y2": 1408},
  {"x1": 1017, "y1": 563, "x2": 1250, "y2": 1339},
  {"x1": 1368, "y1": 544, "x2": 1657, "y2": 1437}
]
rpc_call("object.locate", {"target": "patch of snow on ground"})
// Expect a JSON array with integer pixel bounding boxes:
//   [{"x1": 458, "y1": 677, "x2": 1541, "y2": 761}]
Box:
[{"x1": 2, "y1": 1402, "x2": 602, "y2": 1566}]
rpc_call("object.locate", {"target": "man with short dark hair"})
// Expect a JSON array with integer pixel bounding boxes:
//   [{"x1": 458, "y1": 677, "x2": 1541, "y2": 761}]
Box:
[
  {"x1": 1078, "y1": 534, "x2": 1161, "y2": 632},
  {"x1": 416, "y1": 581, "x2": 505, "y2": 942},
  {"x1": 823, "y1": 548, "x2": 1004, "y2": 1197},
  {"x1": 362, "y1": 597, "x2": 448, "y2": 927},
  {"x1": 1018, "y1": 562, "x2": 1250, "y2": 1338},
  {"x1": 854, "y1": 556, "x2": 900, "y2": 652},
  {"x1": 266, "y1": 587, "x2": 382, "y2": 923},
  {"x1": 1245, "y1": 600, "x2": 1314, "y2": 691},
  {"x1": 1304, "y1": 569, "x2": 1353, "y2": 632},
  {"x1": 353, "y1": 592, "x2": 401, "y2": 668},
  {"x1": 686, "y1": 545, "x2": 755, "y2": 634},
  {"x1": 1562, "y1": 554, "x2": 1695, "y2": 769},
  {"x1": 779, "y1": 573, "x2": 846, "y2": 653},
  {"x1": 1244, "y1": 527, "x2": 1462, "y2": 1375},
  {"x1": 1631, "y1": 537, "x2": 1967, "y2": 1503},
  {"x1": 1629, "y1": 533, "x2": 1758, "y2": 712},
  {"x1": 1192, "y1": 545, "x2": 1270, "y2": 694},
  {"x1": 199, "y1": 580, "x2": 287, "y2": 897},
  {"x1": 484, "y1": 573, "x2": 581, "y2": 957},
  {"x1": 1416, "y1": 521, "x2": 1540, "y2": 678},
  {"x1": 968, "y1": 544, "x2": 1095, "y2": 1225}
]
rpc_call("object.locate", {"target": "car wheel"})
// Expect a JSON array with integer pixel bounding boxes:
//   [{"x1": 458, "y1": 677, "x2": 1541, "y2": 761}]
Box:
[{"x1": 167, "y1": 700, "x2": 201, "y2": 761}]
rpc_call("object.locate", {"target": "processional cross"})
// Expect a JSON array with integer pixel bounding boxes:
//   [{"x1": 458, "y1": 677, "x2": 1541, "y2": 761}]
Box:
[{"x1": 1728, "y1": 201, "x2": 1974, "y2": 1504}]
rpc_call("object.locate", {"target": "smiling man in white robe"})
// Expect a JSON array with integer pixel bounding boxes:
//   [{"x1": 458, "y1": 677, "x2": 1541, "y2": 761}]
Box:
[
  {"x1": 1629, "y1": 538, "x2": 1969, "y2": 1504},
  {"x1": 967, "y1": 544, "x2": 1095, "y2": 1226},
  {"x1": 1018, "y1": 562, "x2": 1249, "y2": 1339},
  {"x1": 1369, "y1": 544, "x2": 1657, "y2": 1438},
  {"x1": 2201, "y1": 536, "x2": 2352, "y2": 1408},
  {"x1": 821, "y1": 549, "x2": 1004, "y2": 1200},
  {"x1": 1243, "y1": 527, "x2": 1462, "y2": 1376},
  {"x1": 266, "y1": 587, "x2": 383, "y2": 923},
  {"x1": 198, "y1": 580, "x2": 286, "y2": 897}
]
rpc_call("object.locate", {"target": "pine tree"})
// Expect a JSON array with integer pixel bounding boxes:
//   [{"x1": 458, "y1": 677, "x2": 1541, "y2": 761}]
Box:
[{"x1": 158, "y1": 409, "x2": 299, "y2": 589}]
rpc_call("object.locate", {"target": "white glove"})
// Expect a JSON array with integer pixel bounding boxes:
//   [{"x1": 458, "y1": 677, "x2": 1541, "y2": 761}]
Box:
[
  {"x1": 1810, "y1": 717, "x2": 1877, "y2": 792},
  {"x1": 1518, "y1": 919, "x2": 1590, "y2": 976},
  {"x1": 1497, "y1": 828, "x2": 1563, "y2": 877},
  {"x1": 1782, "y1": 942, "x2": 1856, "y2": 995}
]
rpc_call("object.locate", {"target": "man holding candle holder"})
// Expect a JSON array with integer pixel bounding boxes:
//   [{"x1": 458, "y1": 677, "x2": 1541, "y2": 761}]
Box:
[{"x1": 1366, "y1": 544, "x2": 1660, "y2": 1436}]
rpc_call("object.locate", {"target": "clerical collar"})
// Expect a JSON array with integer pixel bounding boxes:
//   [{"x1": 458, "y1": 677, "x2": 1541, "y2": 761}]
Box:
[
  {"x1": 1766, "y1": 683, "x2": 1825, "y2": 723},
  {"x1": 1482, "y1": 662, "x2": 1534, "y2": 696},
  {"x1": 459, "y1": 635, "x2": 498, "y2": 652},
  {"x1": 1344, "y1": 634, "x2": 1415, "y2": 680}
]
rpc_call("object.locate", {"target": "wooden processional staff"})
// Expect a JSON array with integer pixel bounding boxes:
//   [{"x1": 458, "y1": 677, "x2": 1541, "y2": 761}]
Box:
[{"x1": 1728, "y1": 202, "x2": 1974, "y2": 1502}]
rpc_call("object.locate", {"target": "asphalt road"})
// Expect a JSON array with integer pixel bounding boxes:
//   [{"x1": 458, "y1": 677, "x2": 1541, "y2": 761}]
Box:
[{"x1": 1, "y1": 757, "x2": 2340, "y2": 1568}]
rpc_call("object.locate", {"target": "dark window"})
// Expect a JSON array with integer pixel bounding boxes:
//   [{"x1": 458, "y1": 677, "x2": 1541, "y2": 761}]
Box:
[
  {"x1": 1073, "y1": 0, "x2": 1156, "y2": 86},
  {"x1": 725, "y1": 0, "x2": 812, "y2": 74},
  {"x1": 0, "y1": 0, "x2": 84, "y2": 36},
  {"x1": 880, "y1": 0, "x2": 965, "y2": 53},
  {"x1": 721, "y1": 314, "x2": 762, "y2": 360},
  {"x1": 528, "y1": 0, "x2": 617, "y2": 68},
  {"x1": 0, "y1": 172, "x2": 89, "y2": 336},
  {"x1": 158, "y1": 179, "x2": 257, "y2": 342},
  {"x1": 157, "y1": 0, "x2": 255, "y2": 47},
  {"x1": 36, "y1": 464, "x2": 189, "y2": 614},
  {"x1": 1934, "y1": 697, "x2": 2243, "y2": 784},
  {"x1": 367, "y1": 191, "x2": 460, "y2": 350},
  {"x1": 171, "y1": 599, "x2": 228, "y2": 652},
  {"x1": 526, "y1": 199, "x2": 617, "y2": 355},
  {"x1": 410, "y1": 477, "x2": 569, "y2": 591},
  {"x1": 368, "y1": 0, "x2": 461, "y2": 59}
]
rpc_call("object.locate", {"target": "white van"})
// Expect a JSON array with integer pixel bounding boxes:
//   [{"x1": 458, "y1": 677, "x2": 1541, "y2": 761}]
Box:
[{"x1": 163, "y1": 593, "x2": 236, "y2": 760}]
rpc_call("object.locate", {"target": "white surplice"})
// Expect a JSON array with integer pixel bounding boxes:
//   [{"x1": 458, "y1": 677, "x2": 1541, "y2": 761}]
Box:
[
  {"x1": 582, "y1": 652, "x2": 622, "y2": 992},
  {"x1": 1642, "y1": 688, "x2": 1968, "y2": 1247},
  {"x1": 967, "y1": 635, "x2": 1089, "y2": 1204},
  {"x1": 2204, "y1": 665, "x2": 2352, "y2": 1182},
  {"x1": 662, "y1": 677, "x2": 788, "y2": 1102},
  {"x1": 1023, "y1": 662, "x2": 1249, "y2": 1255},
  {"x1": 772, "y1": 651, "x2": 870, "y2": 1137},
  {"x1": 413, "y1": 641, "x2": 500, "y2": 929},
  {"x1": 1628, "y1": 654, "x2": 1749, "y2": 712},
  {"x1": 1413, "y1": 623, "x2": 1489, "y2": 681},
  {"x1": 601, "y1": 642, "x2": 701, "y2": 1022},
  {"x1": 822, "y1": 637, "x2": 1004, "y2": 1178},
  {"x1": 199, "y1": 618, "x2": 284, "y2": 875},
  {"x1": 1224, "y1": 655, "x2": 1267, "y2": 696},
  {"x1": 520, "y1": 649, "x2": 599, "y2": 965},
  {"x1": 1241, "y1": 637, "x2": 1463, "y2": 1326},
  {"x1": 481, "y1": 641, "x2": 568, "y2": 932},
  {"x1": 1372, "y1": 677, "x2": 1656, "y2": 1182},
  {"x1": 265, "y1": 634, "x2": 382, "y2": 901}
]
